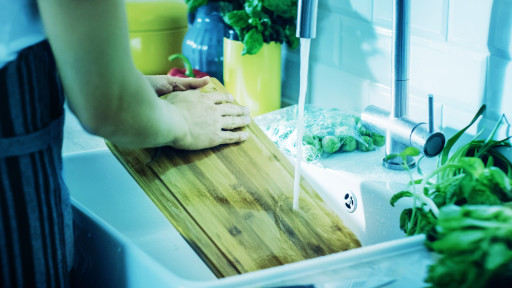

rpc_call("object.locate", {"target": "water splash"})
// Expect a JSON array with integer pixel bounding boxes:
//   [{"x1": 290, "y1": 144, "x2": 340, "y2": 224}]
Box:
[{"x1": 293, "y1": 38, "x2": 311, "y2": 210}]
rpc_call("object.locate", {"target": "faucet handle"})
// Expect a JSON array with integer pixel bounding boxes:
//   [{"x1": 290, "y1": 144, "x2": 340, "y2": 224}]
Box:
[
  {"x1": 428, "y1": 94, "x2": 434, "y2": 133},
  {"x1": 410, "y1": 94, "x2": 445, "y2": 158}
]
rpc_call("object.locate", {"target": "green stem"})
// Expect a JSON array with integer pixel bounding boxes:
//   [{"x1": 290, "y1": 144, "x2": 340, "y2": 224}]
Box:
[
  {"x1": 404, "y1": 164, "x2": 419, "y2": 233},
  {"x1": 168, "y1": 54, "x2": 195, "y2": 78},
  {"x1": 484, "y1": 113, "x2": 505, "y2": 144},
  {"x1": 458, "y1": 219, "x2": 512, "y2": 229},
  {"x1": 420, "y1": 163, "x2": 470, "y2": 218}
]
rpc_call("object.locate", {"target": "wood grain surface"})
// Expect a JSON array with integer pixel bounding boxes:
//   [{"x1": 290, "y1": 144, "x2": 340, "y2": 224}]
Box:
[{"x1": 107, "y1": 78, "x2": 361, "y2": 278}]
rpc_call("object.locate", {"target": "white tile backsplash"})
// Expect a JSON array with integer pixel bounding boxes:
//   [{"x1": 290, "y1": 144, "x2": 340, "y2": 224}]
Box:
[
  {"x1": 485, "y1": 55, "x2": 512, "y2": 119},
  {"x1": 320, "y1": 0, "x2": 374, "y2": 22},
  {"x1": 368, "y1": 82, "x2": 444, "y2": 130},
  {"x1": 369, "y1": 82, "x2": 391, "y2": 110},
  {"x1": 281, "y1": 46, "x2": 300, "y2": 106},
  {"x1": 447, "y1": 0, "x2": 493, "y2": 52},
  {"x1": 373, "y1": 0, "x2": 449, "y2": 41},
  {"x1": 410, "y1": 42, "x2": 488, "y2": 112},
  {"x1": 282, "y1": 0, "x2": 512, "y2": 133},
  {"x1": 339, "y1": 15, "x2": 385, "y2": 82},
  {"x1": 311, "y1": 8, "x2": 342, "y2": 66},
  {"x1": 309, "y1": 61, "x2": 371, "y2": 112},
  {"x1": 488, "y1": 0, "x2": 512, "y2": 57},
  {"x1": 411, "y1": 0, "x2": 449, "y2": 42},
  {"x1": 372, "y1": 0, "x2": 393, "y2": 28}
]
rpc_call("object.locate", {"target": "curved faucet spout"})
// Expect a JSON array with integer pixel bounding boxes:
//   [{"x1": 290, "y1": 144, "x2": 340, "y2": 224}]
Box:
[{"x1": 362, "y1": 0, "x2": 445, "y2": 170}]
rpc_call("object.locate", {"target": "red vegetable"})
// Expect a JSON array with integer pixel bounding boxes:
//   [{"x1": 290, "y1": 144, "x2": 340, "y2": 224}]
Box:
[{"x1": 167, "y1": 54, "x2": 209, "y2": 78}]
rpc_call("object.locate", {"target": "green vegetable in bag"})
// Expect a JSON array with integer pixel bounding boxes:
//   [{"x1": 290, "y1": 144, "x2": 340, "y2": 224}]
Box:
[
  {"x1": 322, "y1": 136, "x2": 342, "y2": 154},
  {"x1": 303, "y1": 144, "x2": 322, "y2": 162},
  {"x1": 357, "y1": 135, "x2": 375, "y2": 152},
  {"x1": 302, "y1": 134, "x2": 322, "y2": 150},
  {"x1": 341, "y1": 136, "x2": 357, "y2": 152},
  {"x1": 334, "y1": 126, "x2": 353, "y2": 138},
  {"x1": 372, "y1": 133, "x2": 386, "y2": 147},
  {"x1": 257, "y1": 106, "x2": 386, "y2": 162}
]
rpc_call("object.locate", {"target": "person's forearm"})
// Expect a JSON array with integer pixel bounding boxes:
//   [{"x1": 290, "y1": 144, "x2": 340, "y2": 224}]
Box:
[
  {"x1": 37, "y1": 0, "x2": 250, "y2": 150},
  {"x1": 37, "y1": 0, "x2": 182, "y2": 148},
  {"x1": 78, "y1": 72, "x2": 187, "y2": 148}
]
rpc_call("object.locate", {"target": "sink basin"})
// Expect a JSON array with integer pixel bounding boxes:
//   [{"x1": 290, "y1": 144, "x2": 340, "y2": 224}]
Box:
[{"x1": 63, "y1": 149, "x2": 432, "y2": 287}]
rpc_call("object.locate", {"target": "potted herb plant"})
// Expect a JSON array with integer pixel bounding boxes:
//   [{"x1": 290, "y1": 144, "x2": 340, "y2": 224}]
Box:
[{"x1": 185, "y1": 0, "x2": 299, "y2": 116}]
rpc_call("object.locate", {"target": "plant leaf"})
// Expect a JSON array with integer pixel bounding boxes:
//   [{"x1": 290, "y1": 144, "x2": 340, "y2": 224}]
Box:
[
  {"x1": 244, "y1": 0, "x2": 263, "y2": 18},
  {"x1": 384, "y1": 153, "x2": 401, "y2": 161},
  {"x1": 185, "y1": 0, "x2": 209, "y2": 12},
  {"x1": 440, "y1": 105, "x2": 486, "y2": 166},
  {"x1": 416, "y1": 155, "x2": 426, "y2": 175},
  {"x1": 284, "y1": 23, "x2": 299, "y2": 49},
  {"x1": 262, "y1": 0, "x2": 297, "y2": 18},
  {"x1": 390, "y1": 190, "x2": 414, "y2": 207},
  {"x1": 399, "y1": 208, "x2": 413, "y2": 233},
  {"x1": 402, "y1": 146, "x2": 420, "y2": 157},
  {"x1": 242, "y1": 28, "x2": 264, "y2": 55},
  {"x1": 484, "y1": 114, "x2": 505, "y2": 144},
  {"x1": 485, "y1": 242, "x2": 512, "y2": 270},
  {"x1": 223, "y1": 10, "x2": 250, "y2": 29}
]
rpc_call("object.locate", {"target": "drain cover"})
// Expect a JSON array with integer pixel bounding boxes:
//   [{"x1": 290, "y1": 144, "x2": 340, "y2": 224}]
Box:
[{"x1": 344, "y1": 191, "x2": 357, "y2": 213}]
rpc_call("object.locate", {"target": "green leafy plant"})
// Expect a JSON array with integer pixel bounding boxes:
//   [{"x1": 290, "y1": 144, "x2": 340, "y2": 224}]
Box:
[
  {"x1": 386, "y1": 147, "x2": 441, "y2": 236},
  {"x1": 391, "y1": 105, "x2": 512, "y2": 236},
  {"x1": 185, "y1": 0, "x2": 299, "y2": 55},
  {"x1": 388, "y1": 105, "x2": 512, "y2": 287},
  {"x1": 425, "y1": 204, "x2": 512, "y2": 288}
]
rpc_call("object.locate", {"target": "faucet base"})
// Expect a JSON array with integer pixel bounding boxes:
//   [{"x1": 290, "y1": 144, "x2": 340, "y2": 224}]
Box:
[{"x1": 382, "y1": 157, "x2": 416, "y2": 171}]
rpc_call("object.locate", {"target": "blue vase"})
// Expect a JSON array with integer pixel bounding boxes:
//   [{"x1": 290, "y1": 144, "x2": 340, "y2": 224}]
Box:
[{"x1": 182, "y1": 2, "x2": 226, "y2": 82}]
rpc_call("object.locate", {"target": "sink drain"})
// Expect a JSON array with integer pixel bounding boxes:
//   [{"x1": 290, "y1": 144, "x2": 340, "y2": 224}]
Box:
[{"x1": 344, "y1": 191, "x2": 357, "y2": 213}]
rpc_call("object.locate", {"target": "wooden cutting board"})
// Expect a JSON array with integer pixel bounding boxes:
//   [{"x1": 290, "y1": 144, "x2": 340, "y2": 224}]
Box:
[{"x1": 106, "y1": 78, "x2": 361, "y2": 278}]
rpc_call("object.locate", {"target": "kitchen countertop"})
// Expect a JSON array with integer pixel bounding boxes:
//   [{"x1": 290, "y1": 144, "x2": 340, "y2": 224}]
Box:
[{"x1": 63, "y1": 104, "x2": 107, "y2": 155}]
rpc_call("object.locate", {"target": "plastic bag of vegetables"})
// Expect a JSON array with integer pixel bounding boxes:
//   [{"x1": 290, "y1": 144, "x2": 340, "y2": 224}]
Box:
[{"x1": 255, "y1": 105, "x2": 385, "y2": 162}]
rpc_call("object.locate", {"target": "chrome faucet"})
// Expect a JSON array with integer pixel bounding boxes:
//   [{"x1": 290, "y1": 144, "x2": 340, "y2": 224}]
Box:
[
  {"x1": 295, "y1": 0, "x2": 444, "y2": 170},
  {"x1": 296, "y1": 0, "x2": 318, "y2": 39},
  {"x1": 361, "y1": 0, "x2": 445, "y2": 170}
]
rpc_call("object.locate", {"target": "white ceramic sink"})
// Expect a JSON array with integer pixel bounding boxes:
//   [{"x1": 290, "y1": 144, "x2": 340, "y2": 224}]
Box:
[{"x1": 63, "y1": 148, "x2": 432, "y2": 288}]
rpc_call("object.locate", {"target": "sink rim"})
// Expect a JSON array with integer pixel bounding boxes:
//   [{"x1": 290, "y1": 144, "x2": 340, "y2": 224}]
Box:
[{"x1": 72, "y1": 196, "x2": 425, "y2": 287}]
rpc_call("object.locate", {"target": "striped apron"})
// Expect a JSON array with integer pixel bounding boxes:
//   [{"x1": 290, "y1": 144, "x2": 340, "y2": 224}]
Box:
[{"x1": 0, "y1": 40, "x2": 73, "y2": 287}]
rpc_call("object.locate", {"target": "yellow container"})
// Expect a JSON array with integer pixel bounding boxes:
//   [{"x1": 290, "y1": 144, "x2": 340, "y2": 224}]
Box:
[
  {"x1": 126, "y1": 0, "x2": 188, "y2": 75},
  {"x1": 223, "y1": 38, "x2": 281, "y2": 117}
]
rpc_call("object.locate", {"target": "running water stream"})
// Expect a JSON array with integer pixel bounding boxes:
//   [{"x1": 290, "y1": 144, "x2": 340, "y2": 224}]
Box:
[{"x1": 293, "y1": 38, "x2": 311, "y2": 210}]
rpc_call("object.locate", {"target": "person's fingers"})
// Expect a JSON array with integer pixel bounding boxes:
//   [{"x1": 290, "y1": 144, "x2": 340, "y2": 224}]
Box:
[
  {"x1": 188, "y1": 76, "x2": 210, "y2": 89},
  {"x1": 146, "y1": 75, "x2": 174, "y2": 96},
  {"x1": 217, "y1": 103, "x2": 250, "y2": 116},
  {"x1": 221, "y1": 116, "x2": 252, "y2": 130},
  {"x1": 208, "y1": 92, "x2": 234, "y2": 104},
  {"x1": 171, "y1": 76, "x2": 210, "y2": 91},
  {"x1": 218, "y1": 131, "x2": 250, "y2": 144}
]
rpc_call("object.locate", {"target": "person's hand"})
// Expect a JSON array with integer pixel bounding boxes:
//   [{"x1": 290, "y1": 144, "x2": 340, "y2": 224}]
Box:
[
  {"x1": 145, "y1": 75, "x2": 210, "y2": 96},
  {"x1": 163, "y1": 89, "x2": 251, "y2": 150}
]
